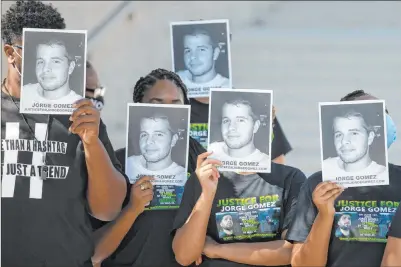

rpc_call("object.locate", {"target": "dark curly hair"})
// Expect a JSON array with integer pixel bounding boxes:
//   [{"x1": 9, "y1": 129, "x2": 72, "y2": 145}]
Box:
[
  {"x1": 133, "y1": 68, "x2": 190, "y2": 104},
  {"x1": 1, "y1": 0, "x2": 66, "y2": 44}
]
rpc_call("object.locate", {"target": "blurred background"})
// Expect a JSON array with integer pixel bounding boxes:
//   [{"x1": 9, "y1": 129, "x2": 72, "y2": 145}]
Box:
[{"x1": 2, "y1": 1, "x2": 401, "y2": 176}]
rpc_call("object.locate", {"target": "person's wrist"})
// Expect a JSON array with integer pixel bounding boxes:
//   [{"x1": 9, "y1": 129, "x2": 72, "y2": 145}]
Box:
[
  {"x1": 126, "y1": 203, "x2": 143, "y2": 216},
  {"x1": 318, "y1": 208, "x2": 335, "y2": 220},
  {"x1": 82, "y1": 136, "x2": 100, "y2": 147},
  {"x1": 211, "y1": 243, "x2": 223, "y2": 259},
  {"x1": 201, "y1": 190, "x2": 216, "y2": 201}
]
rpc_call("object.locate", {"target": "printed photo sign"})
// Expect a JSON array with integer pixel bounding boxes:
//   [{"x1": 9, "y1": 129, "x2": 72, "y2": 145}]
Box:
[
  {"x1": 171, "y1": 19, "x2": 232, "y2": 98},
  {"x1": 319, "y1": 100, "x2": 389, "y2": 187},
  {"x1": 125, "y1": 103, "x2": 190, "y2": 210},
  {"x1": 208, "y1": 88, "x2": 273, "y2": 173},
  {"x1": 20, "y1": 28, "x2": 87, "y2": 114}
]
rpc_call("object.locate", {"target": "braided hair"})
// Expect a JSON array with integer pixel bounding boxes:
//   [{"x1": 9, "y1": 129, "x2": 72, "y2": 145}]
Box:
[{"x1": 133, "y1": 68, "x2": 190, "y2": 104}]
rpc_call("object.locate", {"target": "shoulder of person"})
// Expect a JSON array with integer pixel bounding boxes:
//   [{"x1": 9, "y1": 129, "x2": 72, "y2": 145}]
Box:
[
  {"x1": 305, "y1": 170, "x2": 323, "y2": 191},
  {"x1": 260, "y1": 163, "x2": 306, "y2": 186},
  {"x1": 189, "y1": 137, "x2": 206, "y2": 153},
  {"x1": 389, "y1": 163, "x2": 401, "y2": 178},
  {"x1": 186, "y1": 170, "x2": 202, "y2": 189},
  {"x1": 389, "y1": 163, "x2": 401, "y2": 172}
]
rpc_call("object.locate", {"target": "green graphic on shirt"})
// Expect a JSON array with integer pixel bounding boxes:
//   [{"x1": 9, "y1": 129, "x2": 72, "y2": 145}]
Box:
[
  {"x1": 190, "y1": 123, "x2": 208, "y2": 149},
  {"x1": 145, "y1": 172, "x2": 191, "y2": 210},
  {"x1": 334, "y1": 200, "x2": 399, "y2": 242},
  {"x1": 215, "y1": 195, "x2": 281, "y2": 241}
]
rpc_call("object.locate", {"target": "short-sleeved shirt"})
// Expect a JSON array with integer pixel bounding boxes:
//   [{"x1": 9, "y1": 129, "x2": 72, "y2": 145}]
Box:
[
  {"x1": 286, "y1": 163, "x2": 401, "y2": 267},
  {"x1": 1, "y1": 90, "x2": 125, "y2": 267},
  {"x1": 171, "y1": 163, "x2": 306, "y2": 267},
  {"x1": 388, "y1": 201, "x2": 401, "y2": 238},
  {"x1": 189, "y1": 99, "x2": 292, "y2": 159},
  {"x1": 94, "y1": 137, "x2": 206, "y2": 267}
]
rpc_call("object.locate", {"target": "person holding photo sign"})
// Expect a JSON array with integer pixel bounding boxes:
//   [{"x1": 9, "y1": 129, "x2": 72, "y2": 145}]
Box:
[
  {"x1": 1, "y1": 1, "x2": 127, "y2": 266},
  {"x1": 172, "y1": 92, "x2": 305, "y2": 267},
  {"x1": 172, "y1": 149, "x2": 306, "y2": 267},
  {"x1": 91, "y1": 69, "x2": 206, "y2": 267},
  {"x1": 286, "y1": 90, "x2": 400, "y2": 267},
  {"x1": 209, "y1": 97, "x2": 271, "y2": 166},
  {"x1": 381, "y1": 203, "x2": 401, "y2": 267}
]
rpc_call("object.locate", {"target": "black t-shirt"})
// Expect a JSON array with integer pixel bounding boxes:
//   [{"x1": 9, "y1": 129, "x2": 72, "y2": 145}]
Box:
[
  {"x1": 388, "y1": 166, "x2": 401, "y2": 239},
  {"x1": 286, "y1": 163, "x2": 401, "y2": 267},
  {"x1": 1, "y1": 91, "x2": 124, "y2": 267},
  {"x1": 388, "y1": 205, "x2": 401, "y2": 238},
  {"x1": 172, "y1": 163, "x2": 306, "y2": 267},
  {"x1": 96, "y1": 137, "x2": 206, "y2": 267},
  {"x1": 189, "y1": 99, "x2": 292, "y2": 159}
]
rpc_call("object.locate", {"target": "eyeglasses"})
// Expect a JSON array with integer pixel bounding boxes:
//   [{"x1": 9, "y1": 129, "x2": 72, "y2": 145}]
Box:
[{"x1": 13, "y1": 45, "x2": 23, "y2": 50}]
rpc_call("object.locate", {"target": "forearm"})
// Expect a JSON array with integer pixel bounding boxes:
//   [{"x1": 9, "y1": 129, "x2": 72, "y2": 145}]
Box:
[
  {"x1": 92, "y1": 207, "x2": 140, "y2": 264},
  {"x1": 173, "y1": 192, "x2": 214, "y2": 266},
  {"x1": 84, "y1": 138, "x2": 127, "y2": 221},
  {"x1": 215, "y1": 240, "x2": 292, "y2": 266},
  {"x1": 381, "y1": 237, "x2": 401, "y2": 267},
  {"x1": 291, "y1": 213, "x2": 334, "y2": 267}
]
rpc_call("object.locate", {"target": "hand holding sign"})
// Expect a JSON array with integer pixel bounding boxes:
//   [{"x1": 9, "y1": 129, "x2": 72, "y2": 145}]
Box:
[
  {"x1": 129, "y1": 176, "x2": 155, "y2": 214},
  {"x1": 196, "y1": 151, "x2": 221, "y2": 197},
  {"x1": 69, "y1": 98, "x2": 100, "y2": 145},
  {"x1": 312, "y1": 181, "x2": 345, "y2": 217}
]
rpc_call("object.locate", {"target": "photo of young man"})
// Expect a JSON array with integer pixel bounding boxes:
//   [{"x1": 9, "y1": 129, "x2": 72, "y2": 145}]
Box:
[
  {"x1": 171, "y1": 19, "x2": 232, "y2": 98},
  {"x1": 208, "y1": 89, "x2": 273, "y2": 173},
  {"x1": 320, "y1": 100, "x2": 389, "y2": 187},
  {"x1": 20, "y1": 29, "x2": 86, "y2": 114}
]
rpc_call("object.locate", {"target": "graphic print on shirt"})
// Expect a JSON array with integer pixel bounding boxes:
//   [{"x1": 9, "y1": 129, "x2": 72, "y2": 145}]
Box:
[
  {"x1": 334, "y1": 199, "x2": 399, "y2": 242},
  {"x1": 215, "y1": 194, "x2": 281, "y2": 241},
  {"x1": 1, "y1": 122, "x2": 69, "y2": 199},
  {"x1": 190, "y1": 123, "x2": 208, "y2": 149}
]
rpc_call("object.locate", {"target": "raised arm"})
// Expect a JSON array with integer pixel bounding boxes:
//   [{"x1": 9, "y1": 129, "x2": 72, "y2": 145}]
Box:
[
  {"x1": 91, "y1": 176, "x2": 154, "y2": 265},
  {"x1": 70, "y1": 99, "x2": 127, "y2": 221},
  {"x1": 291, "y1": 182, "x2": 344, "y2": 267},
  {"x1": 172, "y1": 151, "x2": 221, "y2": 266}
]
